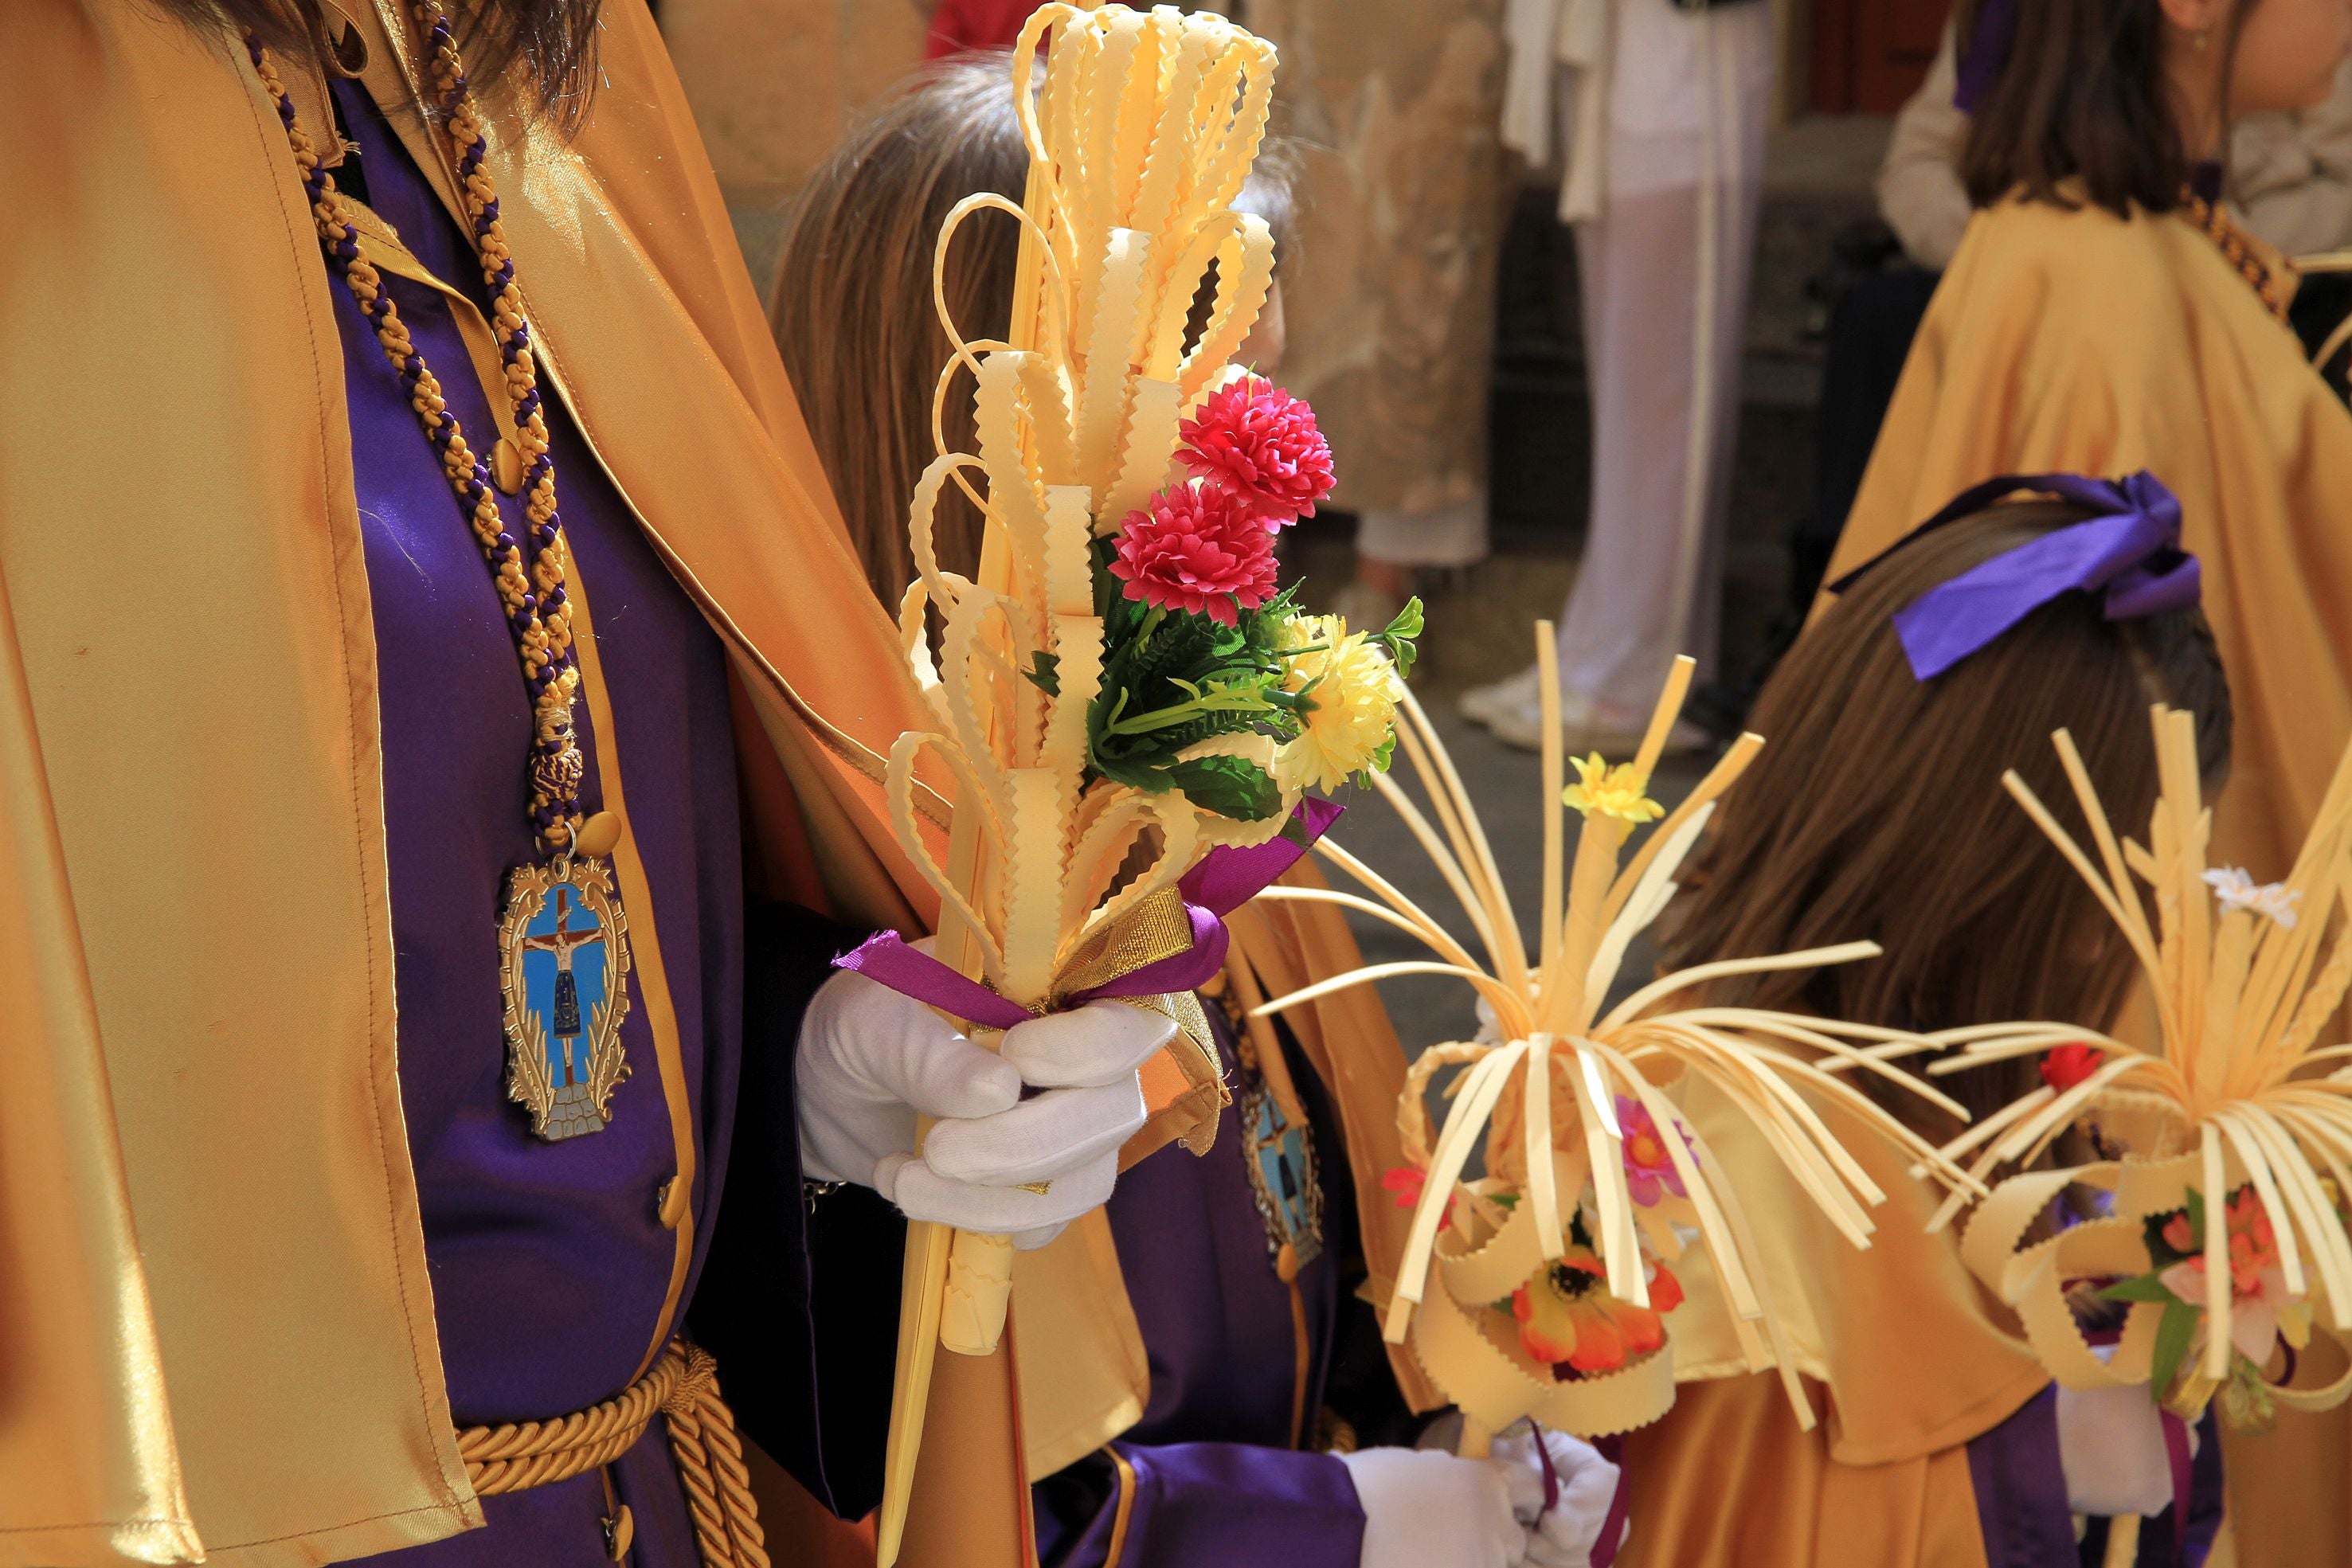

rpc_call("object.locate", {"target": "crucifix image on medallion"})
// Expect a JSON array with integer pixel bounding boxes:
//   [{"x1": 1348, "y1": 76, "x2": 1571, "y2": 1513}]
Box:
[{"x1": 523, "y1": 886, "x2": 603, "y2": 1085}]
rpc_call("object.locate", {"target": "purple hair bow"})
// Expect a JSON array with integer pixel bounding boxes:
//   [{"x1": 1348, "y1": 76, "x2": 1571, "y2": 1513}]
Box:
[
  {"x1": 1832, "y1": 471, "x2": 2202, "y2": 682},
  {"x1": 1952, "y1": 0, "x2": 2016, "y2": 113}
]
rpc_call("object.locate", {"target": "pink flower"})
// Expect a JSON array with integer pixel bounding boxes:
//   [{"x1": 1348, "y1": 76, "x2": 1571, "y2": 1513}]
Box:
[
  {"x1": 1382, "y1": 1165, "x2": 1449, "y2": 1231},
  {"x1": 2155, "y1": 1187, "x2": 2315, "y2": 1368},
  {"x1": 1108, "y1": 481, "x2": 1278, "y2": 626},
  {"x1": 1617, "y1": 1095, "x2": 1689, "y2": 1207},
  {"x1": 1177, "y1": 376, "x2": 1336, "y2": 523}
]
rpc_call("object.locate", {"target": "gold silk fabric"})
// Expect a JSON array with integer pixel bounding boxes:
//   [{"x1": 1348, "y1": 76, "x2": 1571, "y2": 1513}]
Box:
[
  {"x1": 0, "y1": 1, "x2": 941, "y2": 1562},
  {"x1": 1618, "y1": 1077, "x2": 2045, "y2": 1567},
  {"x1": 1821, "y1": 191, "x2": 2352, "y2": 1562}
]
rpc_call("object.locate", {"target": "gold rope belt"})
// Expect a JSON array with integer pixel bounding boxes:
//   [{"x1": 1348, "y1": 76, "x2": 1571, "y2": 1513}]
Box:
[{"x1": 453, "y1": 1341, "x2": 769, "y2": 1568}]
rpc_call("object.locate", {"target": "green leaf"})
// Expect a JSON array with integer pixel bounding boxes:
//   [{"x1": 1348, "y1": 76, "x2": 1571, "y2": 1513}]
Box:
[
  {"x1": 2150, "y1": 1298, "x2": 2202, "y2": 1401},
  {"x1": 1380, "y1": 595, "x2": 1425, "y2": 680},
  {"x1": 1164, "y1": 754, "x2": 1283, "y2": 821},
  {"x1": 1023, "y1": 649, "x2": 1062, "y2": 697},
  {"x1": 2097, "y1": 1274, "x2": 2181, "y2": 1304}
]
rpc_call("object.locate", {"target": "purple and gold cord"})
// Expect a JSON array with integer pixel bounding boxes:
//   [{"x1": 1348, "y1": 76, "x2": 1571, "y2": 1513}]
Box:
[{"x1": 249, "y1": 6, "x2": 585, "y2": 856}]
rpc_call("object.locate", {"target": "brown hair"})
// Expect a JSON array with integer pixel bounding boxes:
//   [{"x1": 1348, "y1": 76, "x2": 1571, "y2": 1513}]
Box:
[
  {"x1": 771, "y1": 54, "x2": 1300, "y2": 604},
  {"x1": 769, "y1": 55, "x2": 1030, "y2": 604},
  {"x1": 154, "y1": 0, "x2": 604, "y2": 121},
  {"x1": 1665, "y1": 502, "x2": 2232, "y2": 1128},
  {"x1": 1959, "y1": 0, "x2": 2260, "y2": 218}
]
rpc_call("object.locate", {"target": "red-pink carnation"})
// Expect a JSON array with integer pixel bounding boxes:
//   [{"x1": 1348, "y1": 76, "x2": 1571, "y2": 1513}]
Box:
[
  {"x1": 1109, "y1": 481, "x2": 1279, "y2": 626},
  {"x1": 1177, "y1": 375, "x2": 1336, "y2": 523}
]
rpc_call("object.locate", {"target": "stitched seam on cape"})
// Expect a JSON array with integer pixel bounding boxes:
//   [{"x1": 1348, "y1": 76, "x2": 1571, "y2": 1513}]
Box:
[
  {"x1": 207, "y1": 1500, "x2": 476, "y2": 1549},
  {"x1": 0, "y1": 1519, "x2": 198, "y2": 1532},
  {"x1": 236, "y1": 39, "x2": 460, "y2": 1512}
]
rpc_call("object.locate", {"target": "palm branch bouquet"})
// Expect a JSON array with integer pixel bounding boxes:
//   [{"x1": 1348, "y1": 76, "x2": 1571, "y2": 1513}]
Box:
[
  {"x1": 855, "y1": 5, "x2": 1415, "y2": 1560},
  {"x1": 1250, "y1": 635, "x2": 1980, "y2": 1449},
  {"x1": 1929, "y1": 708, "x2": 2352, "y2": 1437}
]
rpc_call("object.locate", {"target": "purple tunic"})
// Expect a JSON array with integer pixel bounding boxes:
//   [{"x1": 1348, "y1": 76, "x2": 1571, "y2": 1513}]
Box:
[
  {"x1": 327, "y1": 80, "x2": 760, "y2": 1566},
  {"x1": 1964, "y1": 1386, "x2": 2225, "y2": 1566},
  {"x1": 1031, "y1": 1019, "x2": 1376, "y2": 1568}
]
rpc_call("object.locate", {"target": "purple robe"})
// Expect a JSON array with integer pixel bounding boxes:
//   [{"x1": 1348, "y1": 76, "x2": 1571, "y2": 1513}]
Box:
[
  {"x1": 324, "y1": 81, "x2": 856, "y2": 1566},
  {"x1": 1033, "y1": 1017, "x2": 1383, "y2": 1568},
  {"x1": 1965, "y1": 1386, "x2": 2225, "y2": 1567}
]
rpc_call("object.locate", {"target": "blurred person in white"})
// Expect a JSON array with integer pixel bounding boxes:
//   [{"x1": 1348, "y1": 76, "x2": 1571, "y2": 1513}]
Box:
[{"x1": 1461, "y1": 0, "x2": 1775, "y2": 753}]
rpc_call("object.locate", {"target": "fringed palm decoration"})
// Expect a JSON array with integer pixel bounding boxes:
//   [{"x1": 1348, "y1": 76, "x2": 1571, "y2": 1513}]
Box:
[
  {"x1": 1251, "y1": 633, "x2": 1979, "y2": 1450},
  {"x1": 865, "y1": 7, "x2": 1415, "y2": 1561},
  {"x1": 1929, "y1": 708, "x2": 2352, "y2": 1451}
]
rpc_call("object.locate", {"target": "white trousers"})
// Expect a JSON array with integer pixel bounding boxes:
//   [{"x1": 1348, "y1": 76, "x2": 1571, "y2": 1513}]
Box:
[{"x1": 1551, "y1": 0, "x2": 1773, "y2": 712}]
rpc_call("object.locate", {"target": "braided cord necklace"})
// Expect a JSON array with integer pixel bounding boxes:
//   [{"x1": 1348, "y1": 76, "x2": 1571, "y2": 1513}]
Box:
[
  {"x1": 2182, "y1": 191, "x2": 2292, "y2": 324},
  {"x1": 251, "y1": 7, "x2": 635, "y2": 1141}
]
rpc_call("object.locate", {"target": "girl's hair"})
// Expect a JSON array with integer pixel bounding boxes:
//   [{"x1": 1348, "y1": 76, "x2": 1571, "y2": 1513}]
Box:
[
  {"x1": 1665, "y1": 502, "x2": 2232, "y2": 1127},
  {"x1": 769, "y1": 55, "x2": 1029, "y2": 604},
  {"x1": 155, "y1": 0, "x2": 602, "y2": 119},
  {"x1": 1959, "y1": 0, "x2": 2260, "y2": 217},
  {"x1": 771, "y1": 53, "x2": 1299, "y2": 604}
]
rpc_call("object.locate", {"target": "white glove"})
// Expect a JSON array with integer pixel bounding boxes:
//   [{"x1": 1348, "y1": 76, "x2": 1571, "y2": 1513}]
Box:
[
  {"x1": 797, "y1": 966, "x2": 1177, "y2": 1248},
  {"x1": 1338, "y1": 1446, "x2": 1528, "y2": 1568},
  {"x1": 2057, "y1": 1382, "x2": 2182, "y2": 1518},
  {"x1": 1485, "y1": 1425, "x2": 1625, "y2": 1568}
]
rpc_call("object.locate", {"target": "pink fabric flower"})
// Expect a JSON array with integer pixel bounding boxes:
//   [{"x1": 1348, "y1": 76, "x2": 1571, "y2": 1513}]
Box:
[
  {"x1": 1108, "y1": 481, "x2": 1278, "y2": 626},
  {"x1": 1178, "y1": 375, "x2": 1336, "y2": 523},
  {"x1": 1617, "y1": 1094, "x2": 1689, "y2": 1207}
]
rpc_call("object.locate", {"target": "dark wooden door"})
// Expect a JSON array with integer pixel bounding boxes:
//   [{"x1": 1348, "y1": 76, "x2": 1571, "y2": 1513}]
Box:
[{"x1": 1811, "y1": 0, "x2": 1951, "y2": 114}]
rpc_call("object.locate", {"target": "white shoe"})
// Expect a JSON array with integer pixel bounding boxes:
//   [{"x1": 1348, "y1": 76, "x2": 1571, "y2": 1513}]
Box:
[
  {"x1": 1459, "y1": 662, "x2": 1543, "y2": 728},
  {"x1": 1485, "y1": 685, "x2": 1712, "y2": 757}
]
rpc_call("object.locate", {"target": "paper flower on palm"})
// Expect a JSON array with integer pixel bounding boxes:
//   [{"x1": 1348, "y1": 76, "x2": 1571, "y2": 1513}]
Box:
[
  {"x1": 1928, "y1": 707, "x2": 2352, "y2": 1430},
  {"x1": 1109, "y1": 480, "x2": 1278, "y2": 624},
  {"x1": 1274, "y1": 612, "x2": 1405, "y2": 792},
  {"x1": 1177, "y1": 373, "x2": 1336, "y2": 520},
  {"x1": 1250, "y1": 639, "x2": 1978, "y2": 1447}
]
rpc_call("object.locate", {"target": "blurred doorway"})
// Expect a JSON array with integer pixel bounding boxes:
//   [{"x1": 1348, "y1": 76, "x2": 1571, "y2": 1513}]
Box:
[{"x1": 1809, "y1": 0, "x2": 1948, "y2": 113}]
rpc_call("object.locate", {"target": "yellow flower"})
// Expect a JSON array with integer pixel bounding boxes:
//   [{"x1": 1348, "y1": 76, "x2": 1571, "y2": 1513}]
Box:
[
  {"x1": 1563, "y1": 753, "x2": 1662, "y2": 823},
  {"x1": 1275, "y1": 613, "x2": 1403, "y2": 793}
]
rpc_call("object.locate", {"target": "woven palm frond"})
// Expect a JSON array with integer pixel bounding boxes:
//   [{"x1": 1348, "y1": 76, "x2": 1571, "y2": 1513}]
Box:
[
  {"x1": 1251, "y1": 632, "x2": 1982, "y2": 1447},
  {"x1": 1928, "y1": 708, "x2": 2352, "y2": 1425}
]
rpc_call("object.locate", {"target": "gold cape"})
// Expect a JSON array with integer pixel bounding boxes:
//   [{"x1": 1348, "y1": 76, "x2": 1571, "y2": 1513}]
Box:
[
  {"x1": 1821, "y1": 193, "x2": 2352, "y2": 1568},
  {"x1": 1613, "y1": 1078, "x2": 2045, "y2": 1568},
  {"x1": 0, "y1": 2, "x2": 947, "y2": 1561}
]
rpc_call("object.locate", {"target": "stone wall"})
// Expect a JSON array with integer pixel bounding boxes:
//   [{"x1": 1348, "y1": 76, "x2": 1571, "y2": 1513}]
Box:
[
  {"x1": 663, "y1": 0, "x2": 930, "y2": 289},
  {"x1": 1240, "y1": 0, "x2": 1511, "y2": 519}
]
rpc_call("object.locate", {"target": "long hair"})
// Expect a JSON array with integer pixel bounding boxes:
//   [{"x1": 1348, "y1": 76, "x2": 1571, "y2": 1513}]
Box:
[
  {"x1": 154, "y1": 0, "x2": 603, "y2": 119},
  {"x1": 1959, "y1": 0, "x2": 2262, "y2": 217},
  {"x1": 770, "y1": 53, "x2": 1301, "y2": 604},
  {"x1": 1665, "y1": 503, "x2": 2233, "y2": 1129},
  {"x1": 768, "y1": 56, "x2": 1031, "y2": 604}
]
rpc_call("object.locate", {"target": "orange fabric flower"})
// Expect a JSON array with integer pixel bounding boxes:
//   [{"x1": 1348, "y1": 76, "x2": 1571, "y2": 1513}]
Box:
[{"x1": 1510, "y1": 1249, "x2": 1683, "y2": 1373}]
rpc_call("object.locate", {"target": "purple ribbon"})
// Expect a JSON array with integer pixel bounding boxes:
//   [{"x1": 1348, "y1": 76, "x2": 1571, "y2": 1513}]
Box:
[
  {"x1": 1842, "y1": 471, "x2": 2201, "y2": 682},
  {"x1": 1952, "y1": 0, "x2": 2017, "y2": 113},
  {"x1": 832, "y1": 796, "x2": 1344, "y2": 1028}
]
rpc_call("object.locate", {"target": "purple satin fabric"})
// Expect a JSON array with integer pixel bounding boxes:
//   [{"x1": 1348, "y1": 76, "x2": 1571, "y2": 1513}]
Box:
[
  {"x1": 835, "y1": 796, "x2": 1344, "y2": 1026},
  {"x1": 329, "y1": 81, "x2": 746, "y2": 1566},
  {"x1": 1861, "y1": 471, "x2": 2201, "y2": 680},
  {"x1": 1033, "y1": 1010, "x2": 1364, "y2": 1568}
]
